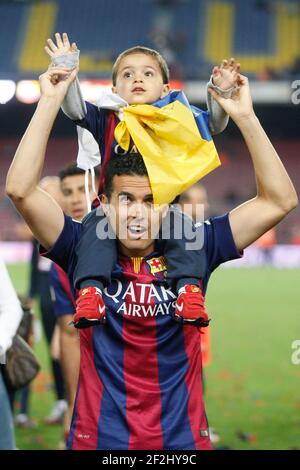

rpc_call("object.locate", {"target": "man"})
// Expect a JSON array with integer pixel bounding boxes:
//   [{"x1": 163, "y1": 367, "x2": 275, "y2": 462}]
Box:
[{"x1": 6, "y1": 65, "x2": 297, "y2": 449}]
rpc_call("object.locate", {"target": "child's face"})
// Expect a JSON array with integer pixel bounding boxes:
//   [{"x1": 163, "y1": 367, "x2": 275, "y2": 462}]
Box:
[{"x1": 112, "y1": 53, "x2": 170, "y2": 104}]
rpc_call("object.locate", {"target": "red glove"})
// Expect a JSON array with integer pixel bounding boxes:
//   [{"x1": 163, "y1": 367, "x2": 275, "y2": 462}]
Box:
[
  {"x1": 73, "y1": 287, "x2": 106, "y2": 329},
  {"x1": 174, "y1": 284, "x2": 210, "y2": 327}
]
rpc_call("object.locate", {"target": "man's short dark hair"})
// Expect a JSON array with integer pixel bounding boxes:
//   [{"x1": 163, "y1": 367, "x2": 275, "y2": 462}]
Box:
[
  {"x1": 103, "y1": 154, "x2": 149, "y2": 200},
  {"x1": 58, "y1": 162, "x2": 100, "y2": 181}
]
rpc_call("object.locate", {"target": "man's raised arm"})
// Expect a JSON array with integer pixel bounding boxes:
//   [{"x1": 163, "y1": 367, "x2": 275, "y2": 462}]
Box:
[
  {"x1": 208, "y1": 75, "x2": 298, "y2": 252},
  {"x1": 6, "y1": 66, "x2": 78, "y2": 250}
]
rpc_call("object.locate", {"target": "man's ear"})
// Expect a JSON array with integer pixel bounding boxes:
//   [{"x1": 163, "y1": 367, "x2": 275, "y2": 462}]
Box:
[
  {"x1": 101, "y1": 194, "x2": 110, "y2": 216},
  {"x1": 111, "y1": 86, "x2": 117, "y2": 95},
  {"x1": 160, "y1": 84, "x2": 170, "y2": 98}
]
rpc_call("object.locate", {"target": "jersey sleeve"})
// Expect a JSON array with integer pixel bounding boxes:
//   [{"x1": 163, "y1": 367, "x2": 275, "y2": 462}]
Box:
[
  {"x1": 75, "y1": 101, "x2": 107, "y2": 143},
  {"x1": 39, "y1": 214, "x2": 82, "y2": 276},
  {"x1": 203, "y1": 213, "x2": 243, "y2": 272},
  {"x1": 50, "y1": 263, "x2": 75, "y2": 316}
]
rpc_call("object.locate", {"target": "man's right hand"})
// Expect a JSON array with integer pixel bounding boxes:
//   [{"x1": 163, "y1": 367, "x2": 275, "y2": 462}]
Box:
[
  {"x1": 39, "y1": 65, "x2": 78, "y2": 101},
  {"x1": 211, "y1": 58, "x2": 240, "y2": 92}
]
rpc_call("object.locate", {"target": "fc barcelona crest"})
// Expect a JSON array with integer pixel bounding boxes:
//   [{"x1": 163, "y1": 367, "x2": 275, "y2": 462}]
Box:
[{"x1": 146, "y1": 256, "x2": 167, "y2": 275}]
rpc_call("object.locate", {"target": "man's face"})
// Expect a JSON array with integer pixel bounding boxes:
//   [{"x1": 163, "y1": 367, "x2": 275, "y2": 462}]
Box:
[
  {"x1": 102, "y1": 175, "x2": 168, "y2": 257},
  {"x1": 60, "y1": 174, "x2": 95, "y2": 220},
  {"x1": 112, "y1": 53, "x2": 170, "y2": 104}
]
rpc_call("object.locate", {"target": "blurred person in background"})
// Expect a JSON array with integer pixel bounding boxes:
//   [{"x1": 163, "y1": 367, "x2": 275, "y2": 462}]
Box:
[
  {"x1": 255, "y1": 227, "x2": 277, "y2": 266},
  {"x1": 291, "y1": 224, "x2": 300, "y2": 245},
  {"x1": 179, "y1": 183, "x2": 209, "y2": 223},
  {"x1": 0, "y1": 257, "x2": 23, "y2": 449},
  {"x1": 14, "y1": 177, "x2": 67, "y2": 427},
  {"x1": 7, "y1": 296, "x2": 36, "y2": 429},
  {"x1": 179, "y1": 183, "x2": 210, "y2": 367},
  {"x1": 50, "y1": 162, "x2": 99, "y2": 445},
  {"x1": 179, "y1": 183, "x2": 219, "y2": 444}
]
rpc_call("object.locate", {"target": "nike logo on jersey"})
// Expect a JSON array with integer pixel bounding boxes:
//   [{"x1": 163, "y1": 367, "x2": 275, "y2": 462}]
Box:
[
  {"x1": 99, "y1": 304, "x2": 106, "y2": 314},
  {"x1": 175, "y1": 302, "x2": 184, "y2": 312}
]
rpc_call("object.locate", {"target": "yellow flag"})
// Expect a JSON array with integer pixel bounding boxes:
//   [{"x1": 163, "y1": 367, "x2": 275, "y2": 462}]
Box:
[{"x1": 114, "y1": 100, "x2": 220, "y2": 204}]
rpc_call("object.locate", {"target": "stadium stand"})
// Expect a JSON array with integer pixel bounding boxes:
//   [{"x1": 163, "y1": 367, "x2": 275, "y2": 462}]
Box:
[{"x1": 0, "y1": 0, "x2": 300, "y2": 80}]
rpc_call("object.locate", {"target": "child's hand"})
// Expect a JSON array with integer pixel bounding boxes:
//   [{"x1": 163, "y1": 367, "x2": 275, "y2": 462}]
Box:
[
  {"x1": 212, "y1": 58, "x2": 240, "y2": 91},
  {"x1": 208, "y1": 74, "x2": 255, "y2": 123},
  {"x1": 45, "y1": 32, "x2": 77, "y2": 59}
]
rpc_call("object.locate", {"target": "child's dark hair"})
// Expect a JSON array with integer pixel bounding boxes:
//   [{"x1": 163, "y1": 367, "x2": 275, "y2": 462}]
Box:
[
  {"x1": 58, "y1": 162, "x2": 100, "y2": 181},
  {"x1": 103, "y1": 154, "x2": 149, "y2": 200},
  {"x1": 112, "y1": 46, "x2": 170, "y2": 86}
]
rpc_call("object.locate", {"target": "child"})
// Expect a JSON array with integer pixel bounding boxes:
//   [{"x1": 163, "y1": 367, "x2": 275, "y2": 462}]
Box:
[{"x1": 45, "y1": 33, "x2": 240, "y2": 329}]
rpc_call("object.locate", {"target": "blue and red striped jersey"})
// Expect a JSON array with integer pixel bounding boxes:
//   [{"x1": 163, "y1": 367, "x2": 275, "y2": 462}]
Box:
[{"x1": 41, "y1": 213, "x2": 242, "y2": 450}]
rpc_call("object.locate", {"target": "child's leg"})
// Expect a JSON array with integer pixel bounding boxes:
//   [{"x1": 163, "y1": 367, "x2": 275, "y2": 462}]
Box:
[
  {"x1": 157, "y1": 207, "x2": 205, "y2": 291},
  {"x1": 73, "y1": 207, "x2": 117, "y2": 291},
  {"x1": 157, "y1": 207, "x2": 209, "y2": 327},
  {"x1": 73, "y1": 207, "x2": 117, "y2": 329}
]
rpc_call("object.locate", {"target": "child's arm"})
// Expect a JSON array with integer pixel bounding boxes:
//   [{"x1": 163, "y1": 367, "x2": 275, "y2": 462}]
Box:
[
  {"x1": 45, "y1": 33, "x2": 86, "y2": 120},
  {"x1": 206, "y1": 58, "x2": 240, "y2": 135}
]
